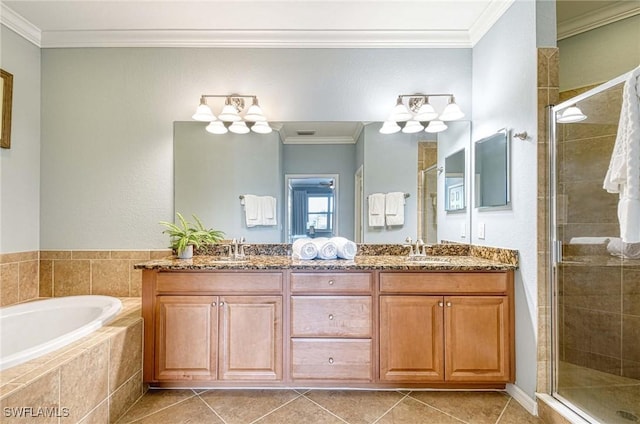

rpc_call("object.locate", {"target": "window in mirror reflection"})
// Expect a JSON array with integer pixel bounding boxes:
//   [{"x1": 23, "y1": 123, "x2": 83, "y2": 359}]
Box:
[
  {"x1": 474, "y1": 129, "x2": 510, "y2": 208},
  {"x1": 288, "y1": 176, "x2": 337, "y2": 241},
  {"x1": 444, "y1": 149, "x2": 466, "y2": 212}
]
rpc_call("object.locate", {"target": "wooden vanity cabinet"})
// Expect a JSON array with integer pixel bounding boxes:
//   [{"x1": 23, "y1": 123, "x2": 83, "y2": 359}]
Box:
[
  {"x1": 290, "y1": 272, "x2": 374, "y2": 382},
  {"x1": 143, "y1": 271, "x2": 283, "y2": 384},
  {"x1": 379, "y1": 271, "x2": 514, "y2": 384}
]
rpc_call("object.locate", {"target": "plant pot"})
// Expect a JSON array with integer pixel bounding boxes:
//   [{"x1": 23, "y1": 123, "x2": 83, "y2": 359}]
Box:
[{"x1": 177, "y1": 245, "x2": 193, "y2": 259}]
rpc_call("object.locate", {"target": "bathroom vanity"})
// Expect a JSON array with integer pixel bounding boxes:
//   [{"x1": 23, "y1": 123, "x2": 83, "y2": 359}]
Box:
[{"x1": 137, "y1": 248, "x2": 516, "y2": 389}]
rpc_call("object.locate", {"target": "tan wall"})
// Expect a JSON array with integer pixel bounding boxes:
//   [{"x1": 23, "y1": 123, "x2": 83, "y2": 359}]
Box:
[
  {"x1": 40, "y1": 250, "x2": 171, "y2": 299},
  {"x1": 0, "y1": 250, "x2": 171, "y2": 307},
  {"x1": 0, "y1": 251, "x2": 40, "y2": 306}
]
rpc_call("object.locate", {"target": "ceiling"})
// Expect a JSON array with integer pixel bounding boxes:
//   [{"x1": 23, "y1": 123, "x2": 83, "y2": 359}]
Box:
[{"x1": 2, "y1": 0, "x2": 636, "y2": 49}]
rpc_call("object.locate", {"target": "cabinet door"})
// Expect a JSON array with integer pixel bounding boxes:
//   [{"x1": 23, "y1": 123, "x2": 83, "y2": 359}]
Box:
[
  {"x1": 379, "y1": 296, "x2": 444, "y2": 382},
  {"x1": 218, "y1": 296, "x2": 283, "y2": 381},
  {"x1": 156, "y1": 295, "x2": 218, "y2": 381},
  {"x1": 444, "y1": 296, "x2": 510, "y2": 382}
]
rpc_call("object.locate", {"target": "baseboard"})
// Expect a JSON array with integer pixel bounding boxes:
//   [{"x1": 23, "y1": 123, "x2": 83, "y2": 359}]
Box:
[{"x1": 506, "y1": 383, "x2": 538, "y2": 416}]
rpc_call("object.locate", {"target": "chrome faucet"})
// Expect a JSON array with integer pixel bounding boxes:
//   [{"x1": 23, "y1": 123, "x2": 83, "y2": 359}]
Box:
[
  {"x1": 227, "y1": 237, "x2": 250, "y2": 260},
  {"x1": 405, "y1": 236, "x2": 427, "y2": 257}
]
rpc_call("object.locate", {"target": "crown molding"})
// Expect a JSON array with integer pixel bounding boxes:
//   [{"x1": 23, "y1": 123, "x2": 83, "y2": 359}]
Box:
[
  {"x1": 0, "y1": 4, "x2": 41, "y2": 47},
  {"x1": 468, "y1": 0, "x2": 515, "y2": 46},
  {"x1": 38, "y1": 29, "x2": 472, "y2": 49},
  {"x1": 558, "y1": 2, "x2": 640, "y2": 40}
]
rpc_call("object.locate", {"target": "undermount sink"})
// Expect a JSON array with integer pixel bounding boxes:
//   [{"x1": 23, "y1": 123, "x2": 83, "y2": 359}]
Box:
[{"x1": 405, "y1": 257, "x2": 451, "y2": 264}]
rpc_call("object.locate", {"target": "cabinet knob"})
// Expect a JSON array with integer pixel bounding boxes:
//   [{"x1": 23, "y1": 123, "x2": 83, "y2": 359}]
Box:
[
  {"x1": 438, "y1": 301, "x2": 444, "y2": 307},
  {"x1": 211, "y1": 302, "x2": 217, "y2": 307},
  {"x1": 328, "y1": 314, "x2": 334, "y2": 320},
  {"x1": 328, "y1": 279, "x2": 335, "y2": 285},
  {"x1": 446, "y1": 301, "x2": 452, "y2": 307},
  {"x1": 328, "y1": 357, "x2": 334, "y2": 364},
  {"x1": 219, "y1": 301, "x2": 225, "y2": 306}
]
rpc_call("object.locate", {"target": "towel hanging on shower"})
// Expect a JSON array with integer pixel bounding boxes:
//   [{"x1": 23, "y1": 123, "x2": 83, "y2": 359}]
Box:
[{"x1": 603, "y1": 66, "x2": 640, "y2": 243}]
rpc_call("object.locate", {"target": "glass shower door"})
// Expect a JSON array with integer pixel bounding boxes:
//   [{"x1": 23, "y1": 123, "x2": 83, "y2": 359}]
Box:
[{"x1": 551, "y1": 74, "x2": 640, "y2": 424}]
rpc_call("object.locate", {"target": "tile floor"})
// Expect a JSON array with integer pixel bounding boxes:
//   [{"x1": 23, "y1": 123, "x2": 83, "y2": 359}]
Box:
[{"x1": 116, "y1": 389, "x2": 545, "y2": 424}]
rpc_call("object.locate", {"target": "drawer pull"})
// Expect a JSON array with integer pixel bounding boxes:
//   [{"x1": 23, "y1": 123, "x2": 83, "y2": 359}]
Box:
[
  {"x1": 446, "y1": 301, "x2": 452, "y2": 307},
  {"x1": 328, "y1": 279, "x2": 335, "y2": 285},
  {"x1": 328, "y1": 314, "x2": 334, "y2": 320},
  {"x1": 328, "y1": 357, "x2": 334, "y2": 364}
]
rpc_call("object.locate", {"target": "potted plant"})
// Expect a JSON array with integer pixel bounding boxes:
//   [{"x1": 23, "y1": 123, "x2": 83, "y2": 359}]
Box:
[{"x1": 159, "y1": 213, "x2": 225, "y2": 259}]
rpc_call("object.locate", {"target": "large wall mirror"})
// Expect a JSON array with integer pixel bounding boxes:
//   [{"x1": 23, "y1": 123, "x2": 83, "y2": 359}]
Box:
[
  {"x1": 474, "y1": 129, "x2": 510, "y2": 209},
  {"x1": 174, "y1": 121, "x2": 471, "y2": 244}
]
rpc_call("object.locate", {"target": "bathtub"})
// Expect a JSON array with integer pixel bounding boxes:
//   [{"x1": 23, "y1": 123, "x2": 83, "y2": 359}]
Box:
[{"x1": 0, "y1": 295, "x2": 122, "y2": 371}]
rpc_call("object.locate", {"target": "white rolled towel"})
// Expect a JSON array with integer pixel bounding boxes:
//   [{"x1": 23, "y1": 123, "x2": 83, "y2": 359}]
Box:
[
  {"x1": 312, "y1": 237, "x2": 338, "y2": 260},
  {"x1": 331, "y1": 237, "x2": 358, "y2": 260},
  {"x1": 292, "y1": 238, "x2": 318, "y2": 260}
]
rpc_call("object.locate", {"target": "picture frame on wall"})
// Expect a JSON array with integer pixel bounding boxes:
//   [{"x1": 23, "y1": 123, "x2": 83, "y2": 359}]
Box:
[{"x1": 1, "y1": 69, "x2": 14, "y2": 149}]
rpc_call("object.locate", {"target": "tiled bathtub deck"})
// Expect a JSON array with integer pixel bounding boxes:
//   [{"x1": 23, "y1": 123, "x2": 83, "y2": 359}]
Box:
[{"x1": 0, "y1": 298, "x2": 144, "y2": 424}]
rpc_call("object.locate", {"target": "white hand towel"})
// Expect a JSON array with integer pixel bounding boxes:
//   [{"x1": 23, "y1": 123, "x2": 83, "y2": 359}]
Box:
[
  {"x1": 312, "y1": 237, "x2": 338, "y2": 260},
  {"x1": 603, "y1": 66, "x2": 640, "y2": 243},
  {"x1": 292, "y1": 237, "x2": 318, "y2": 260},
  {"x1": 331, "y1": 237, "x2": 358, "y2": 260},
  {"x1": 385, "y1": 192, "x2": 405, "y2": 226},
  {"x1": 243, "y1": 194, "x2": 263, "y2": 227},
  {"x1": 262, "y1": 196, "x2": 277, "y2": 226},
  {"x1": 368, "y1": 193, "x2": 385, "y2": 227}
]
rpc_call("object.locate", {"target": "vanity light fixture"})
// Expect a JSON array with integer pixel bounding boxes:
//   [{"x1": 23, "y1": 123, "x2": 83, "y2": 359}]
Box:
[
  {"x1": 556, "y1": 105, "x2": 587, "y2": 123},
  {"x1": 380, "y1": 93, "x2": 464, "y2": 134},
  {"x1": 192, "y1": 94, "x2": 273, "y2": 134}
]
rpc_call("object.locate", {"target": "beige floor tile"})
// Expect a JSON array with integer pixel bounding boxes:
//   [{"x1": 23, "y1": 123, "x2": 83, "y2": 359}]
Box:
[
  {"x1": 408, "y1": 391, "x2": 509, "y2": 424},
  {"x1": 129, "y1": 396, "x2": 223, "y2": 424},
  {"x1": 305, "y1": 389, "x2": 405, "y2": 424},
  {"x1": 497, "y1": 399, "x2": 544, "y2": 424},
  {"x1": 375, "y1": 397, "x2": 462, "y2": 424},
  {"x1": 254, "y1": 396, "x2": 346, "y2": 424},
  {"x1": 115, "y1": 389, "x2": 196, "y2": 423},
  {"x1": 199, "y1": 389, "x2": 300, "y2": 424}
]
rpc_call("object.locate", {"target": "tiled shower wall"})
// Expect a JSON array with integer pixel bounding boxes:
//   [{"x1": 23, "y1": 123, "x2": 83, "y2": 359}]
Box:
[
  {"x1": 536, "y1": 47, "x2": 559, "y2": 395},
  {"x1": 556, "y1": 84, "x2": 640, "y2": 380},
  {"x1": 0, "y1": 250, "x2": 170, "y2": 307}
]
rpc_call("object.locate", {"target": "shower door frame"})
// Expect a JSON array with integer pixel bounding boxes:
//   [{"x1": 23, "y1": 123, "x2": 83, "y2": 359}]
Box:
[{"x1": 548, "y1": 70, "x2": 636, "y2": 424}]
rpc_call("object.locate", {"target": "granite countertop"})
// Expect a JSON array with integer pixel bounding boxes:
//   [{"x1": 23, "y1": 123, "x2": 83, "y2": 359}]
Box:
[{"x1": 134, "y1": 254, "x2": 517, "y2": 272}]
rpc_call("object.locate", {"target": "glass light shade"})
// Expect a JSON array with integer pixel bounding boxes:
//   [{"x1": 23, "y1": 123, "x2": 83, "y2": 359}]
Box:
[
  {"x1": 229, "y1": 121, "x2": 250, "y2": 134},
  {"x1": 425, "y1": 120, "x2": 448, "y2": 133},
  {"x1": 413, "y1": 103, "x2": 438, "y2": 121},
  {"x1": 402, "y1": 120, "x2": 424, "y2": 134},
  {"x1": 379, "y1": 121, "x2": 401, "y2": 134},
  {"x1": 205, "y1": 121, "x2": 228, "y2": 134},
  {"x1": 192, "y1": 103, "x2": 215, "y2": 122},
  {"x1": 557, "y1": 106, "x2": 587, "y2": 123},
  {"x1": 439, "y1": 101, "x2": 465, "y2": 121},
  {"x1": 388, "y1": 103, "x2": 412, "y2": 122},
  {"x1": 244, "y1": 104, "x2": 266, "y2": 122},
  {"x1": 251, "y1": 121, "x2": 272, "y2": 134},
  {"x1": 218, "y1": 104, "x2": 242, "y2": 122}
]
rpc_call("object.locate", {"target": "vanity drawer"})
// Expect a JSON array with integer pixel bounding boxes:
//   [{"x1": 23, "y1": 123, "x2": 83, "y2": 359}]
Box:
[
  {"x1": 291, "y1": 296, "x2": 372, "y2": 337},
  {"x1": 380, "y1": 272, "x2": 509, "y2": 294},
  {"x1": 290, "y1": 272, "x2": 372, "y2": 294},
  {"x1": 291, "y1": 339, "x2": 372, "y2": 381},
  {"x1": 156, "y1": 272, "x2": 283, "y2": 293}
]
